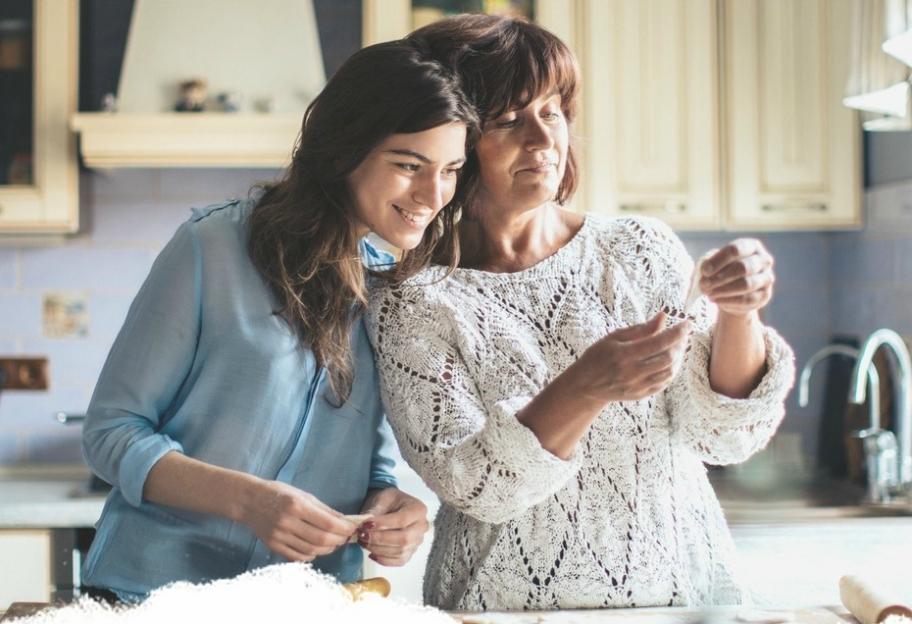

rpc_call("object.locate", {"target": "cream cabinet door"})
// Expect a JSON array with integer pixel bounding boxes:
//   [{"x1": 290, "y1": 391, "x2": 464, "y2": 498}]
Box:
[
  {"x1": 362, "y1": 1, "x2": 581, "y2": 59},
  {"x1": 582, "y1": 0, "x2": 721, "y2": 229},
  {"x1": 724, "y1": 0, "x2": 860, "y2": 230},
  {"x1": 0, "y1": 529, "x2": 52, "y2": 609},
  {"x1": 0, "y1": 0, "x2": 79, "y2": 234}
]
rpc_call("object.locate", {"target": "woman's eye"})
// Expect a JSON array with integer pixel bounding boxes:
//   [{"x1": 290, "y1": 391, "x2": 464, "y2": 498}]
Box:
[
  {"x1": 494, "y1": 118, "x2": 519, "y2": 129},
  {"x1": 396, "y1": 163, "x2": 420, "y2": 172},
  {"x1": 543, "y1": 110, "x2": 562, "y2": 120},
  {"x1": 443, "y1": 167, "x2": 462, "y2": 177}
]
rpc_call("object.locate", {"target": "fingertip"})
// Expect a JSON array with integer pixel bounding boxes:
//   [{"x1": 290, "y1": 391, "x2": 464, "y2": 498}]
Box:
[{"x1": 650, "y1": 311, "x2": 666, "y2": 329}]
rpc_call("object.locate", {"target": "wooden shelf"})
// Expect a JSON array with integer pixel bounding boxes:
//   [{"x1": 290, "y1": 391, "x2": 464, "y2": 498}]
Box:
[{"x1": 70, "y1": 112, "x2": 302, "y2": 168}]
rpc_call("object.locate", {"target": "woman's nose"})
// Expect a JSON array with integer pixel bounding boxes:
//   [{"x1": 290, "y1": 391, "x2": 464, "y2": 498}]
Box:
[
  {"x1": 412, "y1": 173, "x2": 443, "y2": 210},
  {"x1": 524, "y1": 117, "x2": 553, "y2": 151}
]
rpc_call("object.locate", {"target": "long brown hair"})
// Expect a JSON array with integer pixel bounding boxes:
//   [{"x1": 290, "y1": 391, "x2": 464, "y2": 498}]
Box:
[
  {"x1": 407, "y1": 14, "x2": 581, "y2": 218},
  {"x1": 248, "y1": 41, "x2": 478, "y2": 402}
]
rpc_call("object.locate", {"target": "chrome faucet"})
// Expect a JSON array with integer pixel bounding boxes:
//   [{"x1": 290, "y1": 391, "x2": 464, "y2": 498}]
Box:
[
  {"x1": 799, "y1": 344, "x2": 896, "y2": 502},
  {"x1": 799, "y1": 344, "x2": 880, "y2": 431},
  {"x1": 848, "y1": 329, "x2": 912, "y2": 497}
]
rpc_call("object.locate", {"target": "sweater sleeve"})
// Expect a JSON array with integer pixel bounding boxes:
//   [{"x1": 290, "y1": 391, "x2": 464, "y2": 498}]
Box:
[
  {"x1": 367, "y1": 285, "x2": 580, "y2": 524},
  {"x1": 630, "y1": 217, "x2": 796, "y2": 465},
  {"x1": 82, "y1": 221, "x2": 200, "y2": 507}
]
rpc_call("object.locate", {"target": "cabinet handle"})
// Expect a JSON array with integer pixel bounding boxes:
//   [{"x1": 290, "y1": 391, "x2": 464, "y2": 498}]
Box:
[
  {"x1": 619, "y1": 202, "x2": 687, "y2": 214},
  {"x1": 760, "y1": 202, "x2": 827, "y2": 213}
]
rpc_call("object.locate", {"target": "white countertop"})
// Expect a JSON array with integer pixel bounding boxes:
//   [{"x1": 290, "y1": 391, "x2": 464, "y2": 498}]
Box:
[
  {"x1": 450, "y1": 606, "x2": 854, "y2": 623},
  {"x1": 0, "y1": 604, "x2": 854, "y2": 623},
  {"x1": 0, "y1": 475, "x2": 106, "y2": 529}
]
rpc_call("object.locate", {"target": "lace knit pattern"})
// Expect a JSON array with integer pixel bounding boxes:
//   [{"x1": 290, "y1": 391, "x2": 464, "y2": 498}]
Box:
[{"x1": 367, "y1": 215, "x2": 795, "y2": 611}]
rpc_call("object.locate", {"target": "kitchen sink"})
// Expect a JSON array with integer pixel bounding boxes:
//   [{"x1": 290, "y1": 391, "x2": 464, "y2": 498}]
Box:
[
  {"x1": 722, "y1": 500, "x2": 912, "y2": 524},
  {"x1": 710, "y1": 469, "x2": 912, "y2": 524}
]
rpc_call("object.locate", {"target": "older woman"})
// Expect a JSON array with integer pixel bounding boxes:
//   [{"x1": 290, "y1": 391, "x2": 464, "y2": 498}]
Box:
[{"x1": 366, "y1": 15, "x2": 795, "y2": 611}]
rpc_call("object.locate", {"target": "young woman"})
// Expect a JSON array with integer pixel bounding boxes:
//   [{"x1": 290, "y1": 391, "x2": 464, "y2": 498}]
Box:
[
  {"x1": 80, "y1": 40, "x2": 478, "y2": 602},
  {"x1": 368, "y1": 16, "x2": 795, "y2": 610}
]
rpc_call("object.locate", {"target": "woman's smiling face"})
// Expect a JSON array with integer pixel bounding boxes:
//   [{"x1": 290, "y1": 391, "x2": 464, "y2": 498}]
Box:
[
  {"x1": 474, "y1": 90, "x2": 569, "y2": 213},
  {"x1": 348, "y1": 121, "x2": 467, "y2": 249}
]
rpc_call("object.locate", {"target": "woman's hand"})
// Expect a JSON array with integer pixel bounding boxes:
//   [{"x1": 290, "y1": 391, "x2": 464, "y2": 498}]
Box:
[
  {"x1": 357, "y1": 487, "x2": 430, "y2": 567},
  {"x1": 574, "y1": 312, "x2": 690, "y2": 403},
  {"x1": 240, "y1": 480, "x2": 358, "y2": 563},
  {"x1": 700, "y1": 239, "x2": 775, "y2": 318}
]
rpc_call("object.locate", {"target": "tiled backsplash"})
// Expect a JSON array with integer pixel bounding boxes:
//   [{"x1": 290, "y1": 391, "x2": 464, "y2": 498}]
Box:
[
  {"x1": 0, "y1": 169, "x2": 280, "y2": 465},
  {"x1": 0, "y1": 171, "x2": 909, "y2": 468},
  {"x1": 829, "y1": 181, "x2": 912, "y2": 339}
]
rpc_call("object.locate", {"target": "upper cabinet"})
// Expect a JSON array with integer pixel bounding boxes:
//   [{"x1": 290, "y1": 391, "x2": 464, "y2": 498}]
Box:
[
  {"x1": 583, "y1": 0, "x2": 721, "y2": 229},
  {"x1": 580, "y1": 0, "x2": 860, "y2": 230},
  {"x1": 723, "y1": 0, "x2": 860, "y2": 229},
  {"x1": 363, "y1": 0, "x2": 576, "y2": 46},
  {"x1": 0, "y1": 0, "x2": 79, "y2": 234},
  {"x1": 367, "y1": 0, "x2": 860, "y2": 231}
]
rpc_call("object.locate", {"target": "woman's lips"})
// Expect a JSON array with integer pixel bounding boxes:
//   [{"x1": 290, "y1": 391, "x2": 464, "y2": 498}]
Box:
[
  {"x1": 394, "y1": 204, "x2": 433, "y2": 228},
  {"x1": 517, "y1": 162, "x2": 557, "y2": 174}
]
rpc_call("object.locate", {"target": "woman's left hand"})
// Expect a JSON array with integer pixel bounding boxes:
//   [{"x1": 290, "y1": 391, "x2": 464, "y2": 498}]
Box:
[
  {"x1": 357, "y1": 488, "x2": 430, "y2": 566},
  {"x1": 700, "y1": 239, "x2": 775, "y2": 317}
]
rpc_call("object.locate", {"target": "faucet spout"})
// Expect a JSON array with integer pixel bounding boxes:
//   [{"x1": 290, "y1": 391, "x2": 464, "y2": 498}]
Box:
[
  {"x1": 799, "y1": 344, "x2": 880, "y2": 432},
  {"x1": 848, "y1": 329, "x2": 912, "y2": 487}
]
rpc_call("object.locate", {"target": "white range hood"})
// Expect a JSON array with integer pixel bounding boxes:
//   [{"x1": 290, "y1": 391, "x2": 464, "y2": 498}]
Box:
[{"x1": 71, "y1": 0, "x2": 325, "y2": 168}]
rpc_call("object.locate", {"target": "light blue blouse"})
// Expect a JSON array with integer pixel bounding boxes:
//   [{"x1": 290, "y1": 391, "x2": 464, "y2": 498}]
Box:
[{"x1": 81, "y1": 198, "x2": 398, "y2": 601}]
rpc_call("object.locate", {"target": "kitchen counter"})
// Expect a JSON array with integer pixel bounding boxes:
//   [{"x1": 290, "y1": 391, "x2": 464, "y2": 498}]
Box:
[
  {"x1": 451, "y1": 606, "x2": 854, "y2": 623},
  {"x1": 0, "y1": 475, "x2": 106, "y2": 529},
  {"x1": 0, "y1": 604, "x2": 855, "y2": 623}
]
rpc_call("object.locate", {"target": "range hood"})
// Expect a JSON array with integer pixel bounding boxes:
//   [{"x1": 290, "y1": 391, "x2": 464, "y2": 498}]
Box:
[{"x1": 71, "y1": 0, "x2": 325, "y2": 168}]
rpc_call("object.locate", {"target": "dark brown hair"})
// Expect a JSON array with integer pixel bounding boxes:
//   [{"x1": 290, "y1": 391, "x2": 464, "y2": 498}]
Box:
[
  {"x1": 248, "y1": 40, "x2": 478, "y2": 402},
  {"x1": 407, "y1": 14, "x2": 581, "y2": 212}
]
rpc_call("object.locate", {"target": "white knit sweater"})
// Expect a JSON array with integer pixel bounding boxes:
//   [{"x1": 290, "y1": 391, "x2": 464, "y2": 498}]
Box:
[{"x1": 367, "y1": 215, "x2": 795, "y2": 611}]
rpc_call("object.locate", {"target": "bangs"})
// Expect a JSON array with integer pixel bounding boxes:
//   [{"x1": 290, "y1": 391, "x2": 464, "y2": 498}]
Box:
[{"x1": 481, "y1": 23, "x2": 579, "y2": 120}]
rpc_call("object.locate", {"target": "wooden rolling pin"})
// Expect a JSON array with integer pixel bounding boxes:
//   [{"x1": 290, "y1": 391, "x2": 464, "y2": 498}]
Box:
[{"x1": 840, "y1": 575, "x2": 912, "y2": 623}]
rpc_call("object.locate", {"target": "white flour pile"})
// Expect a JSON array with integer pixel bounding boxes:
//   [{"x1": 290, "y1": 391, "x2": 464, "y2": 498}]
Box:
[{"x1": 8, "y1": 563, "x2": 453, "y2": 624}]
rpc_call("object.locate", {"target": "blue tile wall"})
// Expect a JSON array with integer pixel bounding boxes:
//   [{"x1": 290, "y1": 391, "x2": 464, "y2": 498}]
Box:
[
  {"x1": 830, "y1": 181, "x2": 912, "y2": 339},
  {"x1": 0, "y1": 169, "x2": 910, "y2": 470},
  {"x1": 0, "y1": 250, "x2": 17, "y2": 290},
  {"x1": 0, "y1": 169, "x2": 279, "y2": 465}
]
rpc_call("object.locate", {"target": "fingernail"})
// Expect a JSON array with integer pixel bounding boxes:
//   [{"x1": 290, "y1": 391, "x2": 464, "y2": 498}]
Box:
[
  {"x1": 359, "y1": 531, "x2": 370, "y2": 542},
  {"x1": 362, "y1": 521, "x2": 376, "y2": 530},
  {"x1": 368, "y1": 554, "x2": 378, "y2": 562}
]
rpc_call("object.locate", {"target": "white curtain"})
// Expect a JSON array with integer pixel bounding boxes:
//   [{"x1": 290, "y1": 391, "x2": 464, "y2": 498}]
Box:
[{"x1": 844, "y1": 0, "x2": 912, "y2": 130}]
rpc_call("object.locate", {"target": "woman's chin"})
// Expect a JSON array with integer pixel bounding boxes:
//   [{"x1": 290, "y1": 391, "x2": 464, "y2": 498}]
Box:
[{"x1": 379, "y1": 230, "x2": 424, "y2": 252}]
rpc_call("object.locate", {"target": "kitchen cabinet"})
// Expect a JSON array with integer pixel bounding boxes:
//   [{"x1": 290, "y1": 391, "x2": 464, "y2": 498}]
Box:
[
  {"x1": 580, "y1": 0, "x2": 860, "y2": 230},
  {"x1": 0, "y1": 530, "x2": 52, "y2": 609},
  {"x1": 583, "y1": 0, "x2": 721, "y2": 229},
  {"x1": 362, "y1": 0, "x2": 581, "y2": 69},
  {"x1": 0, "y1": 476, "x2": 106, "y2": 610},
  {"x1": 723, "y1": 0, "x2": 860, "y2": 229},
  {"x1": 0, "y1": 0, "x2": 79, "y2": 234}
]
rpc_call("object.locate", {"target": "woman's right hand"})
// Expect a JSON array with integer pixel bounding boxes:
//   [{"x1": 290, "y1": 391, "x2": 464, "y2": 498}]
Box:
[
  {"x1": 240, "y1": 480, "x2": 359, "y2": 562},
  {"x1": 574, "y1": 312, "x2": 690, "y2": 403}
]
